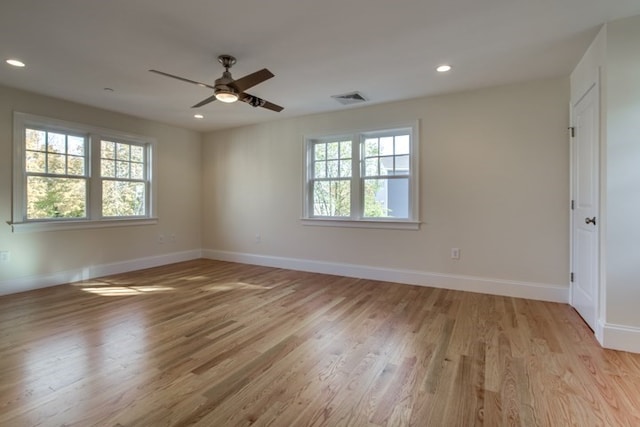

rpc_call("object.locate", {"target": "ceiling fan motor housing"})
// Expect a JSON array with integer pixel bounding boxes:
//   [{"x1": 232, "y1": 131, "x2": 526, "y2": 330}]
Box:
[{"x1": 215, "y1": 71, "x2": 238, "y2": 97}]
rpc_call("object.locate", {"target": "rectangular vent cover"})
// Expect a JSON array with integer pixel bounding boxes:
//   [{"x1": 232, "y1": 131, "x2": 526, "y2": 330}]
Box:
[{"x1": 331, "y1": 91, "x2": 368, "y2": 105}]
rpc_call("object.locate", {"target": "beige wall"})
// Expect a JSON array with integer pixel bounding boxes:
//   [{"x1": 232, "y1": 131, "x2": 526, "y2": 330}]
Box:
[
  {"x1": 203, "y1": 77, "x2": 570, "y2": 288},
  {"x1": 0, "y1": 77, "x2": 571, "y2": 297},
  {"x1": 0, "y1": 85, "x2": 203, "y2": 289}
]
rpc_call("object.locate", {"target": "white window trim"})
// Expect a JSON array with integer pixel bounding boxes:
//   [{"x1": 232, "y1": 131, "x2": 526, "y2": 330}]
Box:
[
  {"x1": 10, "y1": 112, "x2": 158, "y2": 233},
  {"x1": 302, "y1": 121, "x2": 420, "y2": 230}
]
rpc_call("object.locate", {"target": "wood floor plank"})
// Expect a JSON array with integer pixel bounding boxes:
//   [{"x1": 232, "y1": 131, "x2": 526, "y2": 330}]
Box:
[{"x1": 1, "y1": 259, "x2": 639, "y2": 426}]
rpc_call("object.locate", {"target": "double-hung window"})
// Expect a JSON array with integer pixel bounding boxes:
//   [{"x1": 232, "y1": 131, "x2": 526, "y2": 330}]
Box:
[
  {"x1": 304, "y1": 123, "x2": 419, "y2": 229},
  {"x1": 12, "y1": 112, "x2": 157, "y2": 232}
]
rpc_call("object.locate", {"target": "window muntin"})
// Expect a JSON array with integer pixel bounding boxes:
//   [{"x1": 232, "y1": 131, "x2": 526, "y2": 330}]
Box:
[
  {"x1": 12, "y1": 112, "x2": 156, "y2": 230},
  {"x1": 304, "y1": 124, "x2": 418, "y2": 227}
]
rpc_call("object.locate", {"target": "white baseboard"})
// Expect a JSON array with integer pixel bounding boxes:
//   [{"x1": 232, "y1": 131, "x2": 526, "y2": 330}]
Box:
[
  {"x1": 0, "y1": 249, "x2": 202, "y2": 296},
  {"x1": 202, "y1": 249, "x2": 569, "y2": 303},
  {"x1": 597, "y1": 321, "x2": 640, "y2": 353}
]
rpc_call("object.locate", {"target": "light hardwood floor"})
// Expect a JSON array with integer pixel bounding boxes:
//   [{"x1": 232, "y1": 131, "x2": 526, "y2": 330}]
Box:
[{"x1": 1, "y1": 259, "x2": 639, "y2": 426}]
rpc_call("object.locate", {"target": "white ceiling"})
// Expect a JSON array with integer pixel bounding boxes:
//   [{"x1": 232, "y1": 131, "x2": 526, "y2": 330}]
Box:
[{"x1": 1, "y1": 1, "x2": 639, "y2": 132}]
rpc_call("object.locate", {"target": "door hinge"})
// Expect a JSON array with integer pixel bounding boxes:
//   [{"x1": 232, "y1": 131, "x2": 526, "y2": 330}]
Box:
[
  {"x1": 570, "y1": 272, "x2": 574, "y2": 283},
  {"x1": 571, "y1": 200, "x2": 575, "y2": 210},
  {"x1": 569, "y1": 126, "x2": 576, "y2": 138}
]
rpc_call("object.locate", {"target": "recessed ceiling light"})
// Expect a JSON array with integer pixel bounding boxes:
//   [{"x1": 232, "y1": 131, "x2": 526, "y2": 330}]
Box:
[
  {"x1": 6, "y1": 59, "x2": 26, "y2": 67},
  {"x1": 103, "y1": 87, "x2": 114, "y2": 92},
  {"x1": 194, "y1": 114, "x2": 204, "y2": 119},
  {"x1": 436, "y1": 65, "x2": 452, "y2": 73}
]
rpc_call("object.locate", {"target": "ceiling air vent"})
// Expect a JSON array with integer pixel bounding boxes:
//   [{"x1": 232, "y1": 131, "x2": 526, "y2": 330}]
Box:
[{"x1": 331, "y1": 91, "x2": 368, "y2": 105}]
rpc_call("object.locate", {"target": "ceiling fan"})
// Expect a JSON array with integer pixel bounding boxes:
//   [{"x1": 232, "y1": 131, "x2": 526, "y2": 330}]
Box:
[{"x1": 149, "y1": 55, "x2": 283, "y2": 112}]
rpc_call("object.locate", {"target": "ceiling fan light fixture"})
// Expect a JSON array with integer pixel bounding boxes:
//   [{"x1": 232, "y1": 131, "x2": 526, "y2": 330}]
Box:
[{"x1": 215, "y1": 91, "x2": 239, "y2": 103}]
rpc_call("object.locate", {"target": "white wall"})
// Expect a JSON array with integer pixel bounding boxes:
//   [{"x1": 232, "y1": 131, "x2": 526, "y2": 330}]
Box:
[
  {"x1": 202, "y1": 77, "x2": 570, "y2": 300},
  {"x1": 0, "y1": 85, "x2": 203, "y2": 294},
  {"x1": 605, "y1": 15, "x2": 640, "y2": 328}
]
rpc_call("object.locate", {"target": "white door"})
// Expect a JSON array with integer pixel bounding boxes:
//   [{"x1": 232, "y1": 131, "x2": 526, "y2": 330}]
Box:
[{"x1": 570, "y1": 83, "x2": 599, "y2": 331}]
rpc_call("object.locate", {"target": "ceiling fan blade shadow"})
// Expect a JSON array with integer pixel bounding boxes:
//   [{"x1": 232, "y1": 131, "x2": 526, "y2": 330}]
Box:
[
  {"x1": 232, "y1": 69, "x2": 274, "y2": 92},
  {"x1": 191, "y1": 94, "x2": 218, "y2": 108},
  {"x1": 149, "y1": 69, "x2": 216, "y2": 90},
  {"x1": 240, "y1": 93, "x2": 284, "y2": 112}
]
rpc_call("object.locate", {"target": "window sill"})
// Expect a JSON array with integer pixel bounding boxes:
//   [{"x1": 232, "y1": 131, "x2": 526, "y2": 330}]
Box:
[
  {"x1": 8, "y1": 217, "x2": 159, "y2": 233},
  {"x1": 301, "y1": 218, "x2": 421, "y2": 230}
]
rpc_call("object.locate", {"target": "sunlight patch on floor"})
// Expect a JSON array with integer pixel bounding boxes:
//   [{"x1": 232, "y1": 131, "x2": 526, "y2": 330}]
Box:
[
  {"x1": 76, "y1": 282, "x2": 174, "y2": 296},
  {"x1": 204, "y1": 282, "x2": 273, "y2": 292}
]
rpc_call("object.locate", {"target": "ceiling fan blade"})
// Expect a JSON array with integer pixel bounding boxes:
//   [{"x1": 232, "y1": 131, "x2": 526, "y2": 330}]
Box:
[
  {"x1": 232, "y1": 69, "x2": 274, "y2": 92},
  {"x1": 240, "y1": 93, "x2": 284, "y2": 112},
  {"x1": 191, "y1": 94, "x2": 218, "y2": 108},
  {"x1": 149, "y1": 69, "x2": 216, "y2": 90},
  {"x1": 261, "y1": 100, "x2": 284, "y2": 112}
]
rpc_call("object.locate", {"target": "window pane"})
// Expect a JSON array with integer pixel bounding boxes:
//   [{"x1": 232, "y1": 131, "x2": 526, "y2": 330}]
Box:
[
  {"x1": 102, "y1": 159, "x2": 115, "y2": 178},
  {"x1": 68, "y1": 136, "x2": 85, "y2": 156},
  {"x1": 130, "y1": 145, "x2": 144, "y2": 162},
  {"x1": 131, "y1": 162, "x2": 144, "y2": 180},
  {"x1": 102, "y1": 181, "x2": 146, "y2": 217},
  {"x1": 26, "y1": 151, "x2": 46, "y2": 173},
  {"x1": 380, "y1": 137, "x2": 394, "y2": 156},
  {"x1": 26, "y1": 176, "x2": 86, "y2": 219},
  {"x1": 327, "y1": 142, "x2": 339, "y2": 160},
  {"x1": 365, "y1": 158, "x2": 378, "y2": 176},
  {"x1": 395, "y1": 154, "x2": 410, "y2": 172},
  {"x1": 314, "y1": 161, "x2": 326, "y2": 178},
  {"x1": 339, "y1": 160, "x2": 352, "y2": 178},
  {"x1": 339, "y1": 141, "x2": 351, "y2": 159},
  {"x1": 326, "y1": 160, "x2": 339, "y2": 178},
  {"x1": 363, "y1": 178, "x2": 409, "y2": 218},
  {"x1": 380, "y1": 156, "x2": 393, "y2": 174},
  {"x1": 395, "y1": 135, "x2": 410, "y2": 155},
  {"x1": 116, "y1": 143, "x2": 130, "y2": 160},
  {"x1": 48, "y1": 154, "x2": 66, "y2": 175},
  {"x1": 116, "y1": 161, "x2": 130, "y2": 178},
  {"x1": 48, "y1": 133, "x2": 66, "y2": 153},
  {"x1": 313, "y1": 180, "x2": 350, "y2": 217},
  {"x1": 314, "y1": 143, "x2": 326, "y2": 161},
  {"x1": 364, "y1": 138, "x2": 378, "y2": 157},
  {"x1": 68, "y1": 156, "x2": 85, "y2": 176},
  {"x1": 26, "y1": 129, "x2": 46, "y2": 151},
  {"x1": 102, "y1": 140, "x2": 116, "y2": 159}
]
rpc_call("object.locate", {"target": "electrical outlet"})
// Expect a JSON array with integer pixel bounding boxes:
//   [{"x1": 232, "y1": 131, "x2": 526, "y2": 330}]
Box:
[
  {"x1": 158, "y1": 234, "x2": 165, "y2": 244},
  {"x1": 0, "y1": 251, "x2": 9, "y2": 263},
  {"x1": 451, "y1": 248, "x2": 460, "y2": 260},
  {"x1": 169, "y1": 233, "x2": 176, "y2": 242},
  {"x1": 255, "y1": 234, "x2": 261, "y2": 244}
]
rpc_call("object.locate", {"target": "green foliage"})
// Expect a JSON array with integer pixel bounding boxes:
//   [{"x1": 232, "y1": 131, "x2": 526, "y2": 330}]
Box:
[
  {"x1": 28, "y1": 177, "x2": 86, "y2": 219},
  {"x1": 102, "y1": 181, "x2": 145, "y2": 217}
]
